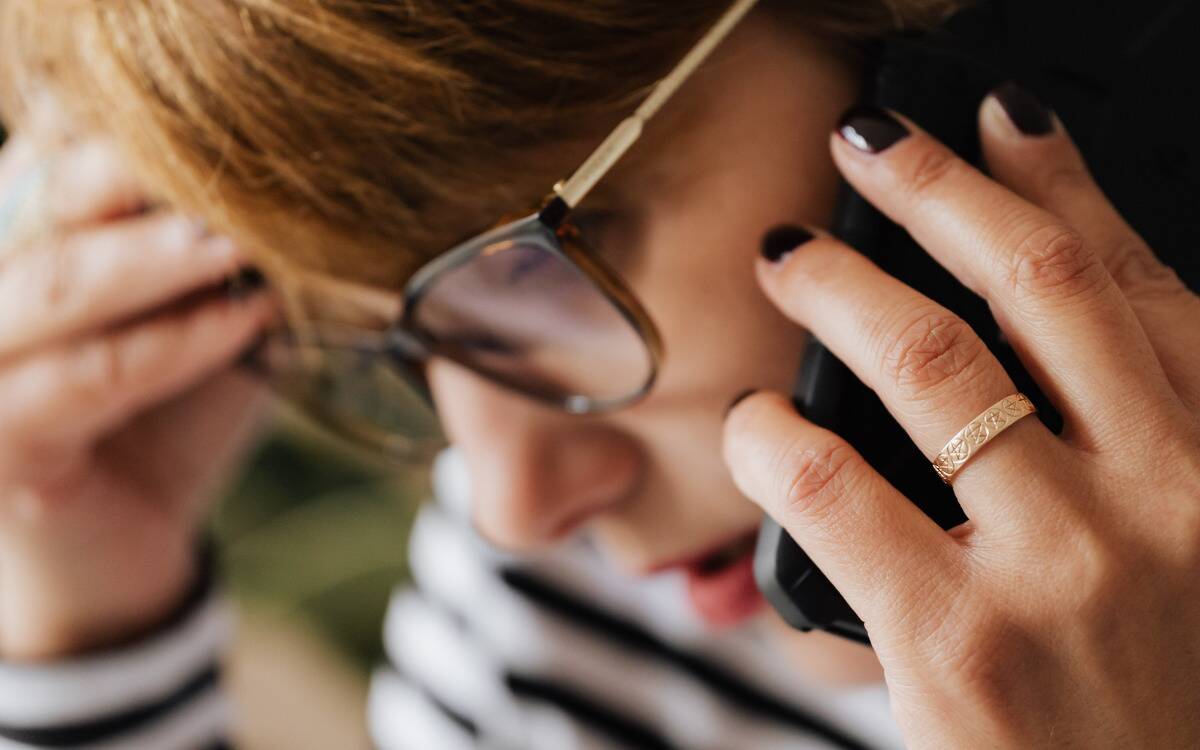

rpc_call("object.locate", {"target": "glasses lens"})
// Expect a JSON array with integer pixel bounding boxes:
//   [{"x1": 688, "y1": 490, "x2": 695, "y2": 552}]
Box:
[
  {"x1": 254, "y1": 330, "x2": 445, "y2": 461},
  {"x1": 407, "y1": 219, "x2": 655, "y2": 411}
]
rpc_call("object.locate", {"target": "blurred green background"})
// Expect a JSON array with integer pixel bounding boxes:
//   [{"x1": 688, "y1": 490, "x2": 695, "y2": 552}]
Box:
[{"x1": 212, "y1": 415, "x2": 428, "y2": 674}]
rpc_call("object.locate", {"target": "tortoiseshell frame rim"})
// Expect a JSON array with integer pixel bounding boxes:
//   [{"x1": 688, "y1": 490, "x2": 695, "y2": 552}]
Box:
[
  {"x1": 401, "y1": 194, "x2": 666, "y2": 416},
  {"x1": 248, "y1": 326, "x2": 447, "y2": 466}
]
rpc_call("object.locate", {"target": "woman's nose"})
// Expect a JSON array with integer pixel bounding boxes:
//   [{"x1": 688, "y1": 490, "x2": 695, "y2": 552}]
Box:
[{"x1": 426, "y1": 358, "x2": 643, "y2": 553}]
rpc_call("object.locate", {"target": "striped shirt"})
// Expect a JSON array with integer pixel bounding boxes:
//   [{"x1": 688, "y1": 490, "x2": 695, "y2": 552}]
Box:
[{"x1": 0, "y1": 448, "x2": 903, "y2": 749}]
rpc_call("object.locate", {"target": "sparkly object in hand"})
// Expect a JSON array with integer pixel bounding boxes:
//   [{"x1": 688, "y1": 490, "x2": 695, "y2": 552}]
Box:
[{"x1": 932, "y1": 394, "x2": 1037, "y2": 484}]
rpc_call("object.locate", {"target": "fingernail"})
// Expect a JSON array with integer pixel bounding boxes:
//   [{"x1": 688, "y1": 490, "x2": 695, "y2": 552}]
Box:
[
  {"x1": 837, "y1": 106, "x2": 910, "y2": 154},
  {"x1": 989, "y1": 82, "x2": 1054, "y2": 137},
  {"x1": 223, "y1": 266, "x2": 267, "y2": 300},
  {"x1": 726, "y1": 388, "x2": 759, "y2": 417},
  {"x1": 761, "y1": 225, "x2": 814, "y2": 263}
]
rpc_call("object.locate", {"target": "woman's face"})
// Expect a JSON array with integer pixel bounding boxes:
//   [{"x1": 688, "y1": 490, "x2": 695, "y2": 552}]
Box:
[{"x1": 425, "y1": 12, "x2": 875, "y2": 671}]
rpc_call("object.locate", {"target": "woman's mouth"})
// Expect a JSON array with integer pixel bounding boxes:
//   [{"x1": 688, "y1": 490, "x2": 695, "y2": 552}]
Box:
[{"x1": 653, "y1": 532, "x2": 765, "y2": 629}]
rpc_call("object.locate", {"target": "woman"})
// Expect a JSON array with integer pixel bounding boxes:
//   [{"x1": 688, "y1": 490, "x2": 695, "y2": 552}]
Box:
[{"x1": 0, "y1": 0, "x2": 1197, "y2": 748}]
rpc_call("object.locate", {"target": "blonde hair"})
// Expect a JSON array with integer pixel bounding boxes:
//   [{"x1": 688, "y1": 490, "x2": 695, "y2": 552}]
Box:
[{"x1": 0, "y1": 0, "x2": 961, "y2": 297}]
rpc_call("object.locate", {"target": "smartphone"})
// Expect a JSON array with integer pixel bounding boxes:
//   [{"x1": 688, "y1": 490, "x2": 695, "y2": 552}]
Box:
[{"x1": 754, "y1": 0, "x2": 1200, "y2": 644}]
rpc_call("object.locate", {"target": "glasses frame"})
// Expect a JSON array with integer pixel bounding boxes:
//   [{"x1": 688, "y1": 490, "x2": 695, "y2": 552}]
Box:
[
  {"x1": 270, "y1": 0, "x2": 762, "y2": 454},
  {"x1": 252, "y1": 323, "x2": 446, "y2": 463},
  {"x1": 401, "y1": 208, "x2": 666, "y2": 414}
]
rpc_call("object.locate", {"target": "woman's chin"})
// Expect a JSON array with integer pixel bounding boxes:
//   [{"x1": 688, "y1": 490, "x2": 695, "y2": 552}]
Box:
[{"x1": 765, "y1": 613, "x2": 885, "y2": 686}]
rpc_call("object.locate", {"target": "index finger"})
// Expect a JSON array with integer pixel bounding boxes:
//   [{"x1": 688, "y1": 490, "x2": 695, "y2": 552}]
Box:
[
  {"x1": 831, "y1": 106, "x2": 1176, "y2": 446},
  {"x1": 0, "y1": 214, "x2": 244, "y2": 356}
]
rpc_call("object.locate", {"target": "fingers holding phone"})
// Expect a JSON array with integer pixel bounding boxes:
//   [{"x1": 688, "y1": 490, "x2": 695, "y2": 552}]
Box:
[
  {"x1": 724, "y1": 92, "x2": 1200, "y2": 748},
  {"x1": 976, "y1": 91, "x2": 1200, "y2": 410}
]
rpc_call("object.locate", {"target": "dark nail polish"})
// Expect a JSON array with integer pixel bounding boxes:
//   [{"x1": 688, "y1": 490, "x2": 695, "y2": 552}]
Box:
[
  {"x1": 726, "y1": 388, "x2": 759, "y2": 417},
  {"x1": 837, "y1": 106, "x2": 910, "y2": 154},
  {"x1": 990, "y1": 82, "x2": 1054, "y2": 136},
  {"x1": 761, "y1": 225, "x2": 814, "y2": 263},
  {"x1": 223, "y1": 267, "x2": 267, "y2": 300}
]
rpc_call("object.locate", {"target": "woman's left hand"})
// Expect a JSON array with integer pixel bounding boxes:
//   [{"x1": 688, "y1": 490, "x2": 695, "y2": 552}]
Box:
[{"x1": 723, "y1": 86, "x2": 1200, "y2": 749}]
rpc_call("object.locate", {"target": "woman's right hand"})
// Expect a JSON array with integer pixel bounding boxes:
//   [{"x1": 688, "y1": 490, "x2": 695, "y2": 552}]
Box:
[{"x1": 0, "y1": 128, "x2": 276, "y2": 660}]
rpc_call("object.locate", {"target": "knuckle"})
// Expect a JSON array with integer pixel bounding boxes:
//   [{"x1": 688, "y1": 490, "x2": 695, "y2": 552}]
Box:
[
  {"x1": 881, "y1": 308, "x2": 987, "y2": 400},
  {"x1": 1065, "y1": 526, "x2": 1126, "y2": 606},
  {"x1": 899, "y1": 143, "x2": 960, "y2": 195},
  {"x1": 1005, "y1": 223, "x2": 1107, "y2": 303},
  {"x1": 1107, "y1": 240, "x2": 1188, "y2": 303},
  {"x1": 774, "y1": 439, "x2": 861, "y2": 522},
  {"x1": 943, "y1": 617, "x2": 1038, "y2": 714}
]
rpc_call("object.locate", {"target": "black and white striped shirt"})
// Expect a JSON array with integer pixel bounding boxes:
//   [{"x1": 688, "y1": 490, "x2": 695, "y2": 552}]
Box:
[{"x1": 0, "y1": 449, "x2": 903, "y2": 749}]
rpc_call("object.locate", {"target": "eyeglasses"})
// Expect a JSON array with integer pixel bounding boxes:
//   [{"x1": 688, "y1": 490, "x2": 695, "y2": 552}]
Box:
[{"x1": 255, "y1": 0, "x2": 763, "y2": 463}]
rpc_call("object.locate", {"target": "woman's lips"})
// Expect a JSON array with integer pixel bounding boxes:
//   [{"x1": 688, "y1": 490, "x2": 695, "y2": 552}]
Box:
[
  {"x1": 647, "y1": 531, "x2": 765, "y2": 629},
  {"x1": 685, "y1": 551, "x2": 764, "y2": 628}
]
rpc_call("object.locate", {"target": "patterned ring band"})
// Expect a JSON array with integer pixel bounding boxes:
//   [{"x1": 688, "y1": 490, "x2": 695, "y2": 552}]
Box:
[{"x1": 932, "y1": 393, "x2": 1037, "y2": 484}]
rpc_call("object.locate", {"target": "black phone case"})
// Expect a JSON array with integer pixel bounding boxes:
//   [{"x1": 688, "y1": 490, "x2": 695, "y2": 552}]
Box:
[{"x1": 754, "y1": 0, "x2": 1200, "y2": 643}]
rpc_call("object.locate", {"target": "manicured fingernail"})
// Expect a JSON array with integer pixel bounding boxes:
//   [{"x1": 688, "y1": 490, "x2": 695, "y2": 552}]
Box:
[
  {"x1": 989, "y1": 82, "x2": 1054, "y2": 136},
  {"x1": 223, "y1": 266, "x2": 267, "y2": 300},
  {"x1": 761, "y1": 225, "x2": 814, "y2": 263},
  {"x1": 726, "y1": 388, "x2": 759, "y2": 417},
  {"x1": 837, "y1": 106, "x2": 910, "y2": 154}
]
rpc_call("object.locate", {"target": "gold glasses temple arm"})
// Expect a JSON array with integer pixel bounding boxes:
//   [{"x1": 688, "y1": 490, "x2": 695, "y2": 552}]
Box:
[{"x1": 552, "y1": 0, "x2": 762, "y2": 209}]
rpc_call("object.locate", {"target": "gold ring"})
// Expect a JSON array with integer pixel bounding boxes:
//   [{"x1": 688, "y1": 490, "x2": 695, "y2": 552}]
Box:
[{"x1": 932, "y1": 394, "x2": 1037, "y2": 484}]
